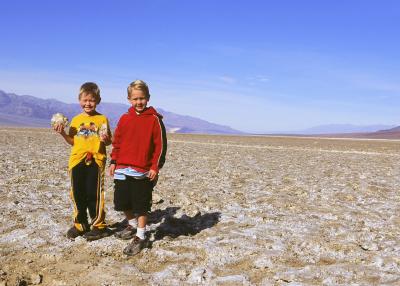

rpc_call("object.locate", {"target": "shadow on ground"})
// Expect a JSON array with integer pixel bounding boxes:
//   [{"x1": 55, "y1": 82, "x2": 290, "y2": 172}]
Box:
[
  {"x1": 150, "y1": 209, "x2": 221, "y2": 243},
  {"x1": 109, "y1": 206, "x2": 221, "y2": 245},
  {"x1": 148, "y1": 206, "x2": 180, "y2": 225},
  {"x1": 108, "y1": 207, "x2": 180, "y2": 232}
]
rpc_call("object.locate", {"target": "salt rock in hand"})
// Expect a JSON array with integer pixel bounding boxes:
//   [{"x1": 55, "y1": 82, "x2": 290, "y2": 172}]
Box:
[
  {"x1": 51, "y1": 113, "x2": 69, "y2": 128},
  {"x1": 99, "y1": 123, "x2": 108, "y2": 137}
]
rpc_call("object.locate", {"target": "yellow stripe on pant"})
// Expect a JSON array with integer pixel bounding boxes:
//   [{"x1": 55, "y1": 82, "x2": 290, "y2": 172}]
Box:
[
  {"x1": 91, "y1": 166, "x2": 106, "y2": 229},
  {"x1": 69, "y1": 160, "x2": 107, "y2": 231}
]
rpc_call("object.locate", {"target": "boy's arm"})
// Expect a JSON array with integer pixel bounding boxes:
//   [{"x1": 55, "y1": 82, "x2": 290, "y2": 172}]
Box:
[
  {"x1": 53, "y1": 124, "x2": 74, "y2": 146},
  {"x1": 106, "y1": 119, "x2": 112, "y2": 146},
  {"x1": 110, "y1": 117, "x2": 123, "y2": 165},
  {"x1": 100, "y1": 118, "x2": 112, "y2": 146},
  {"x1": 109, "y1": 118, "x2": 123, "y2": 176},
  {"x1": 150, "y1": 117, "x2": 167, "y2": 173}
]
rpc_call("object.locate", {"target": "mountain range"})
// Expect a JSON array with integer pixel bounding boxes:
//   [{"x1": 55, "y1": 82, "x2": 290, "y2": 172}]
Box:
[
  {"x1": 0, "y1": 90, "x2": 243, "y2": 134},
  {"x1": 1, "y1": 89, "x2": 400, "y2": 138},
  {"x1": 292, "y1": 124, "x2": 396, "y2": 135},
  {"x1": 266, "y1": 124, "x2": 400, "y2": 139}
]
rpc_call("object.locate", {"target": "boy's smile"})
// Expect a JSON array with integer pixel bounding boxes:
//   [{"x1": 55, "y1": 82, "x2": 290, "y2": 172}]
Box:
[
  {"x1": 79, "y1": 93, "x2": 97, "y2": 115},
  {"x1": 128, "y1": 89, "x2": 149, "y2": 113}
]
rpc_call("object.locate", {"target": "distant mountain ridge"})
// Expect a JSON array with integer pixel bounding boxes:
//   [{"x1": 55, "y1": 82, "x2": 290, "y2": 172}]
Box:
[
  {"x1": 275, "y1": 125, "x2": 400, "y2": 140},
  {"x1": 293, "y1": 124, "x2": 396, "y2": 135},
  {"x1": 0, "y1": 90, "x2": 243, "y2": 134},
  {"x1": 337, "y1": 126, "x2": 400, "y2": 139}
]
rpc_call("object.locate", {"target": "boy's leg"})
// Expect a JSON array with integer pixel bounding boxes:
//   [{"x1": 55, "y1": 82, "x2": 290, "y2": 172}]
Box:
[
  {"x1": 124, "y1": 210, "x2": 135, "y2": 220},
  {"x1": 124, "y1": 210, "x2": 137, "y2": 228},
  {"x1": 136, "y1": 213, "x2": 148, "y2": 239},
  {"x1": 123, "y1": 179, "x2": 152, "y2": 256},
  {"x1": 114, "y1": 177, "x2": 138, "y2": 239},
  {"x1": 123, "y1": 212, "x2": 148, "y2": 256},
  {"x1": 70, "y1": 162, "x2": 90, "y2": 234},
  {"x1": 85, "y1": 162, "x2": 106, "y2": 229},
  {"x1": 83, "y1": 163, "x2": 111, "y2": 241},
  {"x1": 114, "y1": 210, "x2": 137, "y2": 240}
]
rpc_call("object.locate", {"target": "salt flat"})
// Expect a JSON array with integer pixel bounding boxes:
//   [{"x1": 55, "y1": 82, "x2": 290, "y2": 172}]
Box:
[{"x1": 1, "y1": 128, "x2": 400, "y2": 285}]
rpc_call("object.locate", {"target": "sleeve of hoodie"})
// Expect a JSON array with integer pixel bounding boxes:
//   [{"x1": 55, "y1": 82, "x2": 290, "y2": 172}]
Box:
[
  {"x1": 110, "y1": 116, "x2": 124, "y2": 164},
  {"x1": 151, "y1": 116, "x2": 167, "y2": 172}
]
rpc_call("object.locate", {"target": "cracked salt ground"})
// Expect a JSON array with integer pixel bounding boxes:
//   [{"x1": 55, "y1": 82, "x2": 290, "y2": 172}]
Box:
[{"x1": 1, "y1": 128, "x2": 400, "y2": 285}]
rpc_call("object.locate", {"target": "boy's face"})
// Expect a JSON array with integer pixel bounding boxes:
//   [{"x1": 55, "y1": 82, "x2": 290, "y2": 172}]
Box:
[
  {"x1": 79, "y1": 93, "x2": 97, "y2": 115},
  {"x1": 128, "y1": 89, "x2": 148, "y2": 113}
]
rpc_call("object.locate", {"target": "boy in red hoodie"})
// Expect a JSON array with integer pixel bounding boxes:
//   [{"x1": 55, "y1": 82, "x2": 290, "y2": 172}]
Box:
[{"x1": 110, "y1": 80, "x2": 167, "y2": 256}]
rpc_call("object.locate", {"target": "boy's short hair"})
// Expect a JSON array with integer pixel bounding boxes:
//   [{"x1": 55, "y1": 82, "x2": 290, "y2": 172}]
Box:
[
  {"x1": 79, "y1": 82, "x2": 101, "y2": 104},
  {"x1": 127, "y1": 80, "x2": 150, "y2": 99}
]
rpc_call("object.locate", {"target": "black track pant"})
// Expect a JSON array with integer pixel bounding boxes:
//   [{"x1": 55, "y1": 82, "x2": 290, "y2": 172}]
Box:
[{"x1": 70, "y1": 160, "x2": 106, "y2": 231}]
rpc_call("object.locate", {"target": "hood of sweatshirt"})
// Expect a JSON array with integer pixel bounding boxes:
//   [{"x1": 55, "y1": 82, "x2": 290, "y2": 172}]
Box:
[{"x1": 128, "y1": 106, "x2": 163, "y2": 119}]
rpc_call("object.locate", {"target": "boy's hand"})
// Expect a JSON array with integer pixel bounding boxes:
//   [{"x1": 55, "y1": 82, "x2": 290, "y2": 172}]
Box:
[
  {"x1": 109, "y1": 164, "x2": 116, "y2": 176},
  {"x1": 53, "y1": 123, "x2": 66, "y2": 135},
  {"x1": 52, "y1": 123, "x2": 74, "y2": 146},
  {"x1": 100, "y1": 134, "x2": 109, "y2": 142},
  {"x1": 100, "y1": 134, "x2": 112, "y2": 146},
  {"x1": 148, "y1": 169, "x2": 158, "y2": 181}
]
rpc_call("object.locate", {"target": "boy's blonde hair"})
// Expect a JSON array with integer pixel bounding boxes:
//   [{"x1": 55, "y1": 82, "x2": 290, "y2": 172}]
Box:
[
  {"x1": 127, "y1": 80, "x2": 150, "y2": 99},
  {"x1": 79, "y1": 82, "x2": 101, "y2": 104}
]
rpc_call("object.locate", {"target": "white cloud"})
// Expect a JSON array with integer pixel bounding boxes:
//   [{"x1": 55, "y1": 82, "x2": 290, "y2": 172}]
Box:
[
  {"x1": 218, "y1": 76, "x2": 236, "y2": 84},
  {"x1": 246, "y1": 75, "x2": 270, "y2": 86},
  {"x1": 256, "y1": 75, "x2": 270, "y2": 82}
]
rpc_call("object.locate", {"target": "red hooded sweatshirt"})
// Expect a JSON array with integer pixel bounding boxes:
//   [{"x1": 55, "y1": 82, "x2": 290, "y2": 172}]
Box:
[{"x1": 111, "y1": 106, "x2": 167, "y2": 173}]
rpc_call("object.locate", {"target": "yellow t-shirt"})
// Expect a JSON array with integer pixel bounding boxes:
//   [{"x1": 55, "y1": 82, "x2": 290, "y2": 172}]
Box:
[{"x1": 68, "y1": 112, "x2": 111, "y2": 170}]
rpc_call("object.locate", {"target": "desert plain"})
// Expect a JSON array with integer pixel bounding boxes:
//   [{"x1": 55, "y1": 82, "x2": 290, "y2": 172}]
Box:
[{"x1": 1, "y1": 127, "x2": 400, "y2": 285}]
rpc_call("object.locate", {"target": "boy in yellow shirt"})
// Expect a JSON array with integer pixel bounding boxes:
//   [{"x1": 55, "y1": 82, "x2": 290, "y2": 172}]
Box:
[{"x1": 53, "y1": 82, "x2": 112, "y2": 240}]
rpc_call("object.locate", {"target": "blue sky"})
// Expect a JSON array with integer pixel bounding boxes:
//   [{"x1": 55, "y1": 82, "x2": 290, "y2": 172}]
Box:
[{"x1": 0, "y1": 0, "x2": 399, "y2": 133}]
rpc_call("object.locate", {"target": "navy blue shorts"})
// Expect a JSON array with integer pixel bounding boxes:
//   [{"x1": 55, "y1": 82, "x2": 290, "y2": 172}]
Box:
[{"x1": 114, "y1": 176, "x2": 153, "y2": 213}]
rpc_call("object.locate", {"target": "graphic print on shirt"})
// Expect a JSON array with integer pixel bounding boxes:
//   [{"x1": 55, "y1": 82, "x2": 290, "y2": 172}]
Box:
[{"x1": 77, "y1": 122, "x2": 98, "y2": 138}]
